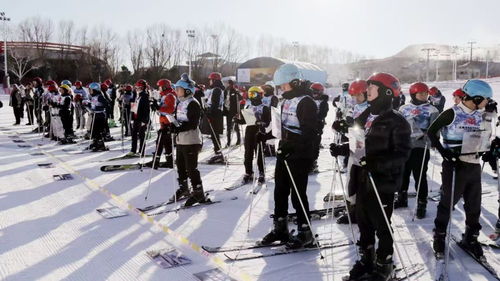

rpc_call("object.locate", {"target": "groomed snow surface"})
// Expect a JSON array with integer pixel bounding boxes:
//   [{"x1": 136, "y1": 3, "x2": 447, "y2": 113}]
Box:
[{"x1": 1, "y1": 78, "x2": 500, "y2": 281}]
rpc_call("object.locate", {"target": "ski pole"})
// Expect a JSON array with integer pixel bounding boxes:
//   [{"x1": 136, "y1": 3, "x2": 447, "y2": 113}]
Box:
[
  {"x1": 246, "y1": 146, "x2": 259, "y2": 233},
  {"x1": 207, "y1": 117, "x2": 226, "y2": 162},
  {"x1": 121, "y1": 106, "x2": 124, "y2": 153},
  {"x1": 88, "y1": 111, "x2": 96, "y2": 149},
  {"x1": 138, "y1": 117, "x2": 153, "y2": 171},
  {"x1": 412, "y1": 143, "x2": 429, "y2": 221},
  {"x1": 367, "y1": 172, "x2": 411, "y2": 281},
  {"x1": 443, "y1": 166, "x2": 456, "y2": 280},
  {"x1": 144, "y1": 128, "x2": 164, "y2": 201},
  {"x1": 283, "y1": 159, "x2": 324, "y2": 259}
]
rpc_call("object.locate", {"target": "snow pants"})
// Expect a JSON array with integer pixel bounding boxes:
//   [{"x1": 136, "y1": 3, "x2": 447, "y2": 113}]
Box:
[
  {"x1": 400, "y1": 147, "x2": 430, "y2": 203},
  {"x1": 60, "y1": 109, "x2": 74, "y2": 137},
  {"x1": 434, "y1": 160, "x2": 482, "y2": 234},
  {"x1": 91, "y1": 112, "x2": 106, "y2": 141},
  {"x1": 226, "y1": 114, "x2": 241, "y2": 146},
  {"x1": 155, "y1": 126, "x2": 173, "y2": 163},
  {"x1": 75, "y1": 103, "x2": 86, "y2": 129},
  {"x1": 274, "y1": 156, "x2": 313, "y2": 227},
  {"x1": 244, "y1": 125, "x2": 264, "y2": 176},
  {"x1": 131, "y1": 120, "x2": 146, "y2": 155},
  {"x1": 176, "y1": 144, "x2": 203, "y2": 189}
]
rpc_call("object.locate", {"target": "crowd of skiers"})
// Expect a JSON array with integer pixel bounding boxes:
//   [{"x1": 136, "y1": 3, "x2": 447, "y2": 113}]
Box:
[{"x1": 7, "y1": 67, "x2": 500, "y2": 280}]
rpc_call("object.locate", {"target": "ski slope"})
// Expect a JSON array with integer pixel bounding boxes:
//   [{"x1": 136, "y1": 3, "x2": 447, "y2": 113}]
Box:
[{"x1": 0, "y1": 78, "x2": 499, "y2": 281}]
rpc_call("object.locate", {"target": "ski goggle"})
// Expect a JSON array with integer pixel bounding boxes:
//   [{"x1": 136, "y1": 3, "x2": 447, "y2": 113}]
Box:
[
  {"x1": 248, "y1": 91, "x2": 261, "y2": 99},
  {"x1": 465, "y1": 95, "x2": 486, "y2": 106}
]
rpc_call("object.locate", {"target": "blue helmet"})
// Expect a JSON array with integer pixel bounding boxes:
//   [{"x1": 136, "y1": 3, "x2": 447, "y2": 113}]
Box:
[
  {"x1": 61, "y1": 80, "x2": 72, "y2": 87},
  {"x1": 462, "y1": 79, "x2": 492, "y2": 99},
  {"x1": 89, "y1": 82, "x2": 101, "y2": 91},
  {"x1": 174, "y1": 73, "x2": 196, "y2": 94},
  {"x1": 273, "y1": 63, "x2": 303, "y2": 86}
]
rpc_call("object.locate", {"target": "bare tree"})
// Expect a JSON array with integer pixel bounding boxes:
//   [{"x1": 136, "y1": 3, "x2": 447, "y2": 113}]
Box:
[
  {"x1": 17, "y1": 16, "x2": 54, "y2": 59},
  {"x1": 8, "y1": 48, "x2": 34, "y2": 82},
  {"x1": 88, "y1": 25, "x2": 121, "y2": 79},
  {"x1": 127, "y1": 30, "x2": 145, "y2": 74}
]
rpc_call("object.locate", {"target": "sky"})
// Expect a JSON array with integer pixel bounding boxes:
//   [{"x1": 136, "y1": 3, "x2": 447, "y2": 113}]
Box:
[{"x1": 2, "y1": 0, "x2": 500, "y2": 59}]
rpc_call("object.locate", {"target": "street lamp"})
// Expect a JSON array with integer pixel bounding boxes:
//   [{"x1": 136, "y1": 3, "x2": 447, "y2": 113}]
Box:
[
  {"x1": 211, "y1": 34, "x2": 219, "y2": 71},
  {"x1": 186, "y1": 29, "x2": 195, "y2": 78},
  {"x1": 292, "y1": 41, "x2": 299, "y2": 61},
  {"x1": 0, "y1": 12, "x2": 10, "y2": 90}
]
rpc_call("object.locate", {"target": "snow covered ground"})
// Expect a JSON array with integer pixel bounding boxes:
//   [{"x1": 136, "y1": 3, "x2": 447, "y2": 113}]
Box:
[{"x1": 0, "y1": 78, "x2": 499, "y2": 281}]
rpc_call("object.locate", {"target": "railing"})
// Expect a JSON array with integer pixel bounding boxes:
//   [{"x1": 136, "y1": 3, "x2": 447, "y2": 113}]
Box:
[{"x1": 4, "y1": 41, "x2": 90, "y2": 53}]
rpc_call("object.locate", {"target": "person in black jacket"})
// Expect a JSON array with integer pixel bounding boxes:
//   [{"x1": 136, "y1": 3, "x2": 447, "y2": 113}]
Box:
[
  {"x1": 32, "y1": 77, "x2": 45, "y2": 132},
  {"x1": 261, "y1": 83, "x2": 279, "y2": 157},
  {"x1": 85, "y1": 82, "x2": 109, "y2": 152},
  {"x1": 9, "y1": 84, "x2": 23, "y2": 125},
  {"x1": 224, "y1": 80, "x2": 241, "y2": 147},
  {"x1": 58, "y1": 84, "x2": 76, "y2": 143},
  {"x1": 127, "y1": 79, "x2": 150, "y2": 157},
  {"x1": 339, "y1": 73, "x2": 411, "y2": 281},
  {"x1": 259, "y1": 63, "x2": 318, "y2": 250},
  {"x1": 205, "y1": 72, "x2": 226, "y2": 164},
  {"x1": 118, "y1": 84, "x2": 135, "y2": 136},
  {"x1": 310, "y1": 82, "x2": 329, "y2": 173}
]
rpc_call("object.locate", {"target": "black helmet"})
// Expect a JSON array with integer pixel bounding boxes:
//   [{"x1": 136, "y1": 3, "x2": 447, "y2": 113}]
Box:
[{"x1": 342, "y1": 82, "x2": 350, "y2": 91}]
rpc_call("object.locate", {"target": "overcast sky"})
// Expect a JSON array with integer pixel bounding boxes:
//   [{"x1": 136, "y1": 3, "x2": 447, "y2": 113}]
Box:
[{"x1": 3, "y1": 0, "x2": 500, "y2": 58}]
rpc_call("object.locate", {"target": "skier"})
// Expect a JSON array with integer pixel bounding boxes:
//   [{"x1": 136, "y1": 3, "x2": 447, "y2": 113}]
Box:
[
  {"x1": 452, "y1": 88, "x2": 466, "y2": 105},
  {"x1": 42, "y1": 81, "x2": 57, "y2": 137},
  {"x1": 24, "y1": 82, "x2": 35, "y2": 125},
  {"x1": 394, "y1": 82, "x2": 439, "y2": 219},
  {"x1": 73, "y1": 81, "x2": 88, "y2": 130},
  {"x1": 194, "y1": 84, "x2": 205, "y2": 105},
  {"x1": 261, "y1": 83, "x2": 279, "y2": 157},
  {"x1": 32, "y1": 77, "x2": 45, "y2": 132},
  {"x1": 100, "y1": 83, "x2": 114, "y2": 141},
  {"x1": 146, "y1": 79, "x2": 176, "y2": 169},
  {"x1": 429, "y1": 86, "x2": 446, "y2": 113},
  {"x1": 127, "y1": 79, "x2": 150, "y2": 157},
  {"x1": 104, "y1": 79, "x2": 116, "y2": 120},
  {"x1": 331, "y1": 79, "x2": 369, "y2": 225},
  {"x1": 310, "y1": 82, "x2": 329, "y2": 173},
  {"x1": 332, "y1": 82, "x2": 355, "y2": 170},
  {"x1": 205, "y1": 72, "x2": 225, "y2": 164},
  {"x1": 343, "y1": 73, "x2": 411, "y2": 281},
  {"x1": 9, "y1": 84, "x2": 23, "y2": 125},
  {"x1": 260, "y1": 63, "x2": 318, "y2": 249},
  {"x1": 85, "y1": 82, "x2": 108, "y2": 152},
  {"x1": 58, "y1": 84, "x2": 76, "y2": 143},
  {"x1": 171, "y1": 73, "x2": 206, "y2": 207},
  {"x1": 480, "y1": 99, "x2": 498, "y2": 178},
  {"x1": 224, "y1": 79, "x2": 242, "y2": 147},
  {"x1": 429, "y1": 79, "x2": 492, "y2": 260},
  {"x1": 117, "y1": 84, "x2": 134, "y2": 137},
  {"x1": 236, "y1": 86, "x2": 270, "y2": 185}
]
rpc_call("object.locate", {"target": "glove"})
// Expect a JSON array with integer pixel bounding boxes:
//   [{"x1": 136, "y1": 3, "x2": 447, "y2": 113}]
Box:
[
  {"x1": 345, "y1": 116, "x2": 354, "y2": 126},
  {"x1": 332, "y1": 119, "x2": 348, "y2": 134},
  {"x1": 439, "y1": 148, "x2": 460, "y2": 164},
  {"x1": 485, "y1": 100, "x2": 498, "y2": 113},
  {"x1": 482, "y1": 151, "x2": 493, "y2": 162},
  {"x1": 336, "y1": 110, "x2": 343, "y2": 120},
  {"x1": 256, "y1": 131, "x2": 268, "y2": 142},
  {"x1": 277, "y1": 142, "x2": 295, "y2": 159},
  {"x1": 329, "y1": 143, "x2": 349, "y2": 157},
  {"x1": 42, "y1": 105, "x2": 49, "y2": 111}
]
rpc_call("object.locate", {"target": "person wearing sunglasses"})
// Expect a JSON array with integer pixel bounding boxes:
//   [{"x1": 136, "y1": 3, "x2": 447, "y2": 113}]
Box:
[{"x1": 428, "y1": 79, "x2": 492, "y2": 260}]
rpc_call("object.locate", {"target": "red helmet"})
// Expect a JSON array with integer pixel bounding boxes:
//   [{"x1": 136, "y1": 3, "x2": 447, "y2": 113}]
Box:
[
  {"x1": 135, "y1": 79, "x2": 147, "y2": 88},
  {"x1": 453, "y1": 88, "x2": 466, "y2": 98},
  {"x1": 156, "y1": 79, "x2": 172, "y2": 89},
  {"x1": 367, "y1": 73, "x2": 401, "y2": 97},
  {"x1": 100, "y1": 83, "x2": 108, "y2": 91},
  {"x1": 45, "y1": 80, "x2": 57, "y2": 87},
  {"x1": 409, "y1": 82, "x2": 429, "y2": 95},
  {"x1": 310, "y1": 82, "x2": 325, "y2": 94},
  {"x1": 208, "y1": 72, "x2": 222, "y2": 80},
  {"x1": 429, "y1": 86, "x2": 439, "y2": 96},
  {"x1": 348, "y1": 80, "x2": 368, "y2": 95},
  {"x1": 125, "y1": 84, "x2": 133, "y2": 91},
  {"x1": 104, "y1": 79, "x2": 112, "y2": 86},
  {"x1": 48, "y1": 84, "x2": 58, "y2": 92},
  {"x1": 33, "y1": 77, "x2": 43, "y2": 85},
  {"x1": 74, "y1": 81, "x2": 82, "y2": 87}
]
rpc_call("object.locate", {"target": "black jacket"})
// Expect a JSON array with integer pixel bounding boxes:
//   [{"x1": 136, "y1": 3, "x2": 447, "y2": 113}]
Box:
[
  {"x1": 356, "y1": 108, "x2": 411, "y2": 194},
  {"x1": 133, "y1": 91, "x2": 150, "y2": 124},
  {"x1": 225, "y1": 86, "x2": 242, "y2": 117},
  {"x1": 280, "y1": 84, "x2": 318, "y2": 160}
]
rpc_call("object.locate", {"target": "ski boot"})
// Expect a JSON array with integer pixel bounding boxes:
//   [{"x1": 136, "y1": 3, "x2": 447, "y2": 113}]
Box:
[
  {"x1": 337, "y1": 207, "x2": 357, "y2": 224},
  {"x1": 169, "y1": 179, "x2": 191, "y2": 202},
  {"x1": 416, "y1": 201, "x2": 427, "y2": 219},
  {"x1": 207, "y1": 152, "x2": 224, "y2": 164},
  {"x1": 158, "y1": 155, "x2": 173, "y2": 169},
  {"x1": 184, "y1": 185, "x2": 207, "y2": 207},
  {"x1": 371, "y1": 255, "x2": 394, "y2": 281},
  {"x1": 144, "y1": 156, "x2": 161, "y2": 170},
  {"x1": 260, "y1": 217, "x2": 291, "y2": 245},
  {"x1": 92, "y1": 140, "x2": 108, "y2": 152},
  {"x1": 125, "y1": 151, "x2": 137, "y2": 157},
  {"x1": 258, "y1": 173, "x2": 265, "y2": 184},
  {"x1": 461, "y1": 226, "x2": 484, "y2": 259},
  {"x1": 309, "y1": 160, "x2": 319, "y2": 174},
  {"x1": 393, "y1": 191, "x2": 408, "y2": 209},
  {"x1": 344, "y1": 244, "x2": 375, "y2": 280},
  {"x1": 104, "y1": 134, "x2": 115, "y2": 142},
  {"x1": 286, "y1": 224, "x2": 314, "y2": 249},
  {"x1": 241, "y1": 173, "x2": 253, "y2": 185},
  {"x1": 433, "y1": 229, "x2": 446, "y2": 257}
]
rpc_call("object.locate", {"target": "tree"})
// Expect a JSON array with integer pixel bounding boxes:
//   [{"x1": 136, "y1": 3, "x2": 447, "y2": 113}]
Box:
[{"x1": 8, "y1": 48, "x2": 34, "y2": 82}]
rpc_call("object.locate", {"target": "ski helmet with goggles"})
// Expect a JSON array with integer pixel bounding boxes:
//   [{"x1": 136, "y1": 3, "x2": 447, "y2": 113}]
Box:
[
  {"x1": 175, "y1": 73, "x2": 196, "y2": 94},
  {"x1": 248, "y1": 86, "x2": 263, "y2": 99},
  {"x1": 366, "y1": 73, "x2": 401, "y2": 97},
  {"x1": 462, "y1": 79, "x2": 492, "y2": 99},
  {"x1": 409, "y1": 82, "x2": 429, "y2": 95},
  {"x1": 342, "y1": 82, "x2": 350, "y2": 92},
  {"x1": 348, "y1": 80, "x2": 368, "y2": 95},
  {"x1": 88, "y1": 82, "x2": 101, "y2": 91},
  {"x1": 273, "y1": 63, "x2": 303, "y2": 86},
  {"x1": 61, "y1": 80, "x2": 72, "y2": 87}
]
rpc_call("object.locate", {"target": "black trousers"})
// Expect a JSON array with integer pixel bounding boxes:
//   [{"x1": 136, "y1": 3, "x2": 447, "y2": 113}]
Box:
[
  {"x1": 176, "y1": 144, "x2": 203, "y2": 189},
  {"x1": 226, "y1": 114, "x2": 241, "y2": 145},
  {"x1": 155, "y1": 126, "x2": 173, "y2": 160},
  {"x1": 356, "y1": 182, "x2": 395, "y2": 260},
  {"x1": 131, "y1": 121, "x2": 146, "y2": 155},
  {"x1": 434, "y1": 161, "x2": 482, "y2": 233},
  {"x1": 400, "y1": 147, "x2": 430, "y2": 203},
  {"x1": 121, "y1": 106, "x2": 131, "y2": 135},
  {"x1": 60, "y1": 110, "x2": 74, "y2": 136},
  {"x1": 313, "y1": 124, "x2": 325, "y2": 161},
  {"x1": 109, "y1": 99, "x2": 116, "y2": 119},
  {"x1": 34, "y1": 102, "x2": 44, "y2": 128},
  {"x1": 274, "y1": 156, "x2": 313, "y2": 226},
  {"x1": 91, "y1": 112, "x2": 106, "y2": 140},
  {"x1": 26, "y1": 104, "x2": 34, "y2": 124},
  {"x1": 244, "y1": 126, "x2": 264, "y2": 175},
  {"x1": 12, "y1": 107, "x2": 22, "y2": 124}
]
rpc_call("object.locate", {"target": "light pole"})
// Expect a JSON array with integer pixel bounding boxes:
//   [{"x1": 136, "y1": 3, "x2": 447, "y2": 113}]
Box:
[
  {"x1": 467, "y1": 41, "x2": 476, "y2": 62},
  {"x1": 485, "y1": 50, "x2": 490, "y2": 78},
  {"x1": 210, "y1": 34, "x2": 219, "y2": 71},
  {"x1": 292, "y1": 41, "x2": 299, "y2": 61},
  {"x1": 421, "y1": 47, "x2": 436, "y2": 82},
  {"x1": 0, "y1": 12, "x2": 10, "y2": 90},
  {"x1": 186, "y1": 29, "x2": 195, "y2": 78}
]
